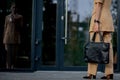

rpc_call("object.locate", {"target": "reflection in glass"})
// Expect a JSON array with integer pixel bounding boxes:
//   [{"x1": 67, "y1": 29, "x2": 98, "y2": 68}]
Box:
[
  {"x1": 64, "y1": 0, "x2": 92, "y2": 66},
  {"x1": 3, "y1": 2, "x2": 23, "y2": 69},
  {"x1": 0, "y1": 0, "x2": 32, "y2": 69}
]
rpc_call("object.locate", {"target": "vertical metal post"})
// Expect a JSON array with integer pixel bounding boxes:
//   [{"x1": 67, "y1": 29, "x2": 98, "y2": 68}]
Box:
[
  {"x1": 117, "y1": 0, "x2": 120, "y2": 72},
  {"x1": 65, "y1": 0, "x2": 68, "y2": 44}
]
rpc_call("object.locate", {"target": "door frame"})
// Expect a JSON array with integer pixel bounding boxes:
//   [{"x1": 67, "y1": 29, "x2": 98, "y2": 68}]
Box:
[
  {"x1": 116, "y1": 0, "x2": 120, "y2": 72},
  {"x1": 32, "y1": 0, "x2": 61, "y2": 70}
]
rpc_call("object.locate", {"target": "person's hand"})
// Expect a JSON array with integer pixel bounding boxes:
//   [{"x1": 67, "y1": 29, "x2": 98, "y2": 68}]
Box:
[
  {"x1": 5, "y1": 44, "x2": 8, "y2": 50},
  {"x1": 94, "y1": 23, "x2": 99, "y2": 32}
]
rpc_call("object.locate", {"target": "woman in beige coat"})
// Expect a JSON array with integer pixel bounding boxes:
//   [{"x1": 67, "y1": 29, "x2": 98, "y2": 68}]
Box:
[{"x1": 83, "y1": 0, "x2": 114, "y2": 79}]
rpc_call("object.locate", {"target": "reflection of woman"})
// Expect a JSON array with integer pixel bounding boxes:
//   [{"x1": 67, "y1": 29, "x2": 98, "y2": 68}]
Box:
[
  {"x1": 3, "y1": 2, "x2": 23, "y2": 69},
  {"x1": 83, "y1": 0, "x2": 114, "y2": 79}
]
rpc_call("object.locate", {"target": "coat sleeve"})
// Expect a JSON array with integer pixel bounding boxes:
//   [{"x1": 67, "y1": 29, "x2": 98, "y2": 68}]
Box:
[{"x1": 94, "y1": 0, "x2": 104, "y2": 4}]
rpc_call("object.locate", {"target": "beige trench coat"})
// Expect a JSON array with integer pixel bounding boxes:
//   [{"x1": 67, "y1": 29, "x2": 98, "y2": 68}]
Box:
[
  {"x1": 89, "y1": 0, "x2": 114, "y2": 32},
  {"x1": 88, "y1": 0, "x2": 114, "y2": 75}
]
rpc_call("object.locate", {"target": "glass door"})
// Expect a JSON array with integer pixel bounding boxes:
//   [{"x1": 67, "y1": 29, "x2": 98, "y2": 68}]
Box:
[
  {"x1": 35, "y1": 0, "x2": 65, "y2": 70},
  {"x1": 63, "y1": 0, "x2": 91, "y2": 69},
  {"x1": 39, "y1": 0, "x2": 57, "y2": 68}
]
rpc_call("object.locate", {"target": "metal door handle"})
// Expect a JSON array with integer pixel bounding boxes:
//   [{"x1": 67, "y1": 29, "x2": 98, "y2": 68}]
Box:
[
  {"x1": 64, "y1": 0, "x2": 68, "y2": 44},
  {"x1": 35, "y1": 56, "x2": 40, "y2": 61},
  {"x1": 61, "y1": 37, "x2": 67, "y2": 40},
  {"x1": 35, "y1": 39, "x2": 41, "y2": 45}
]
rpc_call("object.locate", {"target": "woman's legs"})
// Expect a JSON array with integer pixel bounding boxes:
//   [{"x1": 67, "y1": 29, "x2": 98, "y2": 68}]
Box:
[
  {"x1": 104, "y1": 32, "x2": 114, "y2": 75},
  {"x1": 85, "y1": 32, "x2": 113, "y2": 78},
  {"x1": 88, "y1": 63, "x2": 98, "y2": 75},
  {"x1": 5, "y1": 44, "x2": 12, "y2": 69},
  {"x1": 5, "y1": 44, "x2": 17, "y2": 69},
  {"x1": 87, "y1": 32, "x2": 100, "y2": 75}
]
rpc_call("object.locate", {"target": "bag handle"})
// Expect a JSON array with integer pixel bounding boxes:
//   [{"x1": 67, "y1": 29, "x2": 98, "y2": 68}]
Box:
[{"x1": 91, "y1": 32, "x2": 104, "y2": 42}]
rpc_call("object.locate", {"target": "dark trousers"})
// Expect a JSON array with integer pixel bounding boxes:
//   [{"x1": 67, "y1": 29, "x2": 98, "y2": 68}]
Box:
[{"x1": 5, "y1": 44, "x2": 19, "y2": 69}]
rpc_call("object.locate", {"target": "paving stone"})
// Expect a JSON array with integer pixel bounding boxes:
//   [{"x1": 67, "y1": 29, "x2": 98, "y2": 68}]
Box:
[{"x1": 0, "y1": 71, "x2": 120, "y2": 80}]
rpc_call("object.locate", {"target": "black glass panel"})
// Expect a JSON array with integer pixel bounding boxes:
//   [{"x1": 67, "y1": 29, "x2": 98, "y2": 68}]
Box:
[{"x1": 41, "y1": 0, "x2": 57, "y2": 65}]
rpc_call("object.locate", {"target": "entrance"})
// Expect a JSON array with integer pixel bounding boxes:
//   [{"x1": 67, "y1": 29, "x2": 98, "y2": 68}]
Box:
[
  {"x1": 34, "y1": 0, "x2": 58, "y2": 70},
  {"x1": 35, "y1": 0, "x2": 88, "y2": 70}
]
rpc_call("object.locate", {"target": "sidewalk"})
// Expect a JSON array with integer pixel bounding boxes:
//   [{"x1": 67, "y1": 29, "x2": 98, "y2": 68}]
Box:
[{"x1": 0, "y1": 71, "x2": 120, "y2": 80}]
